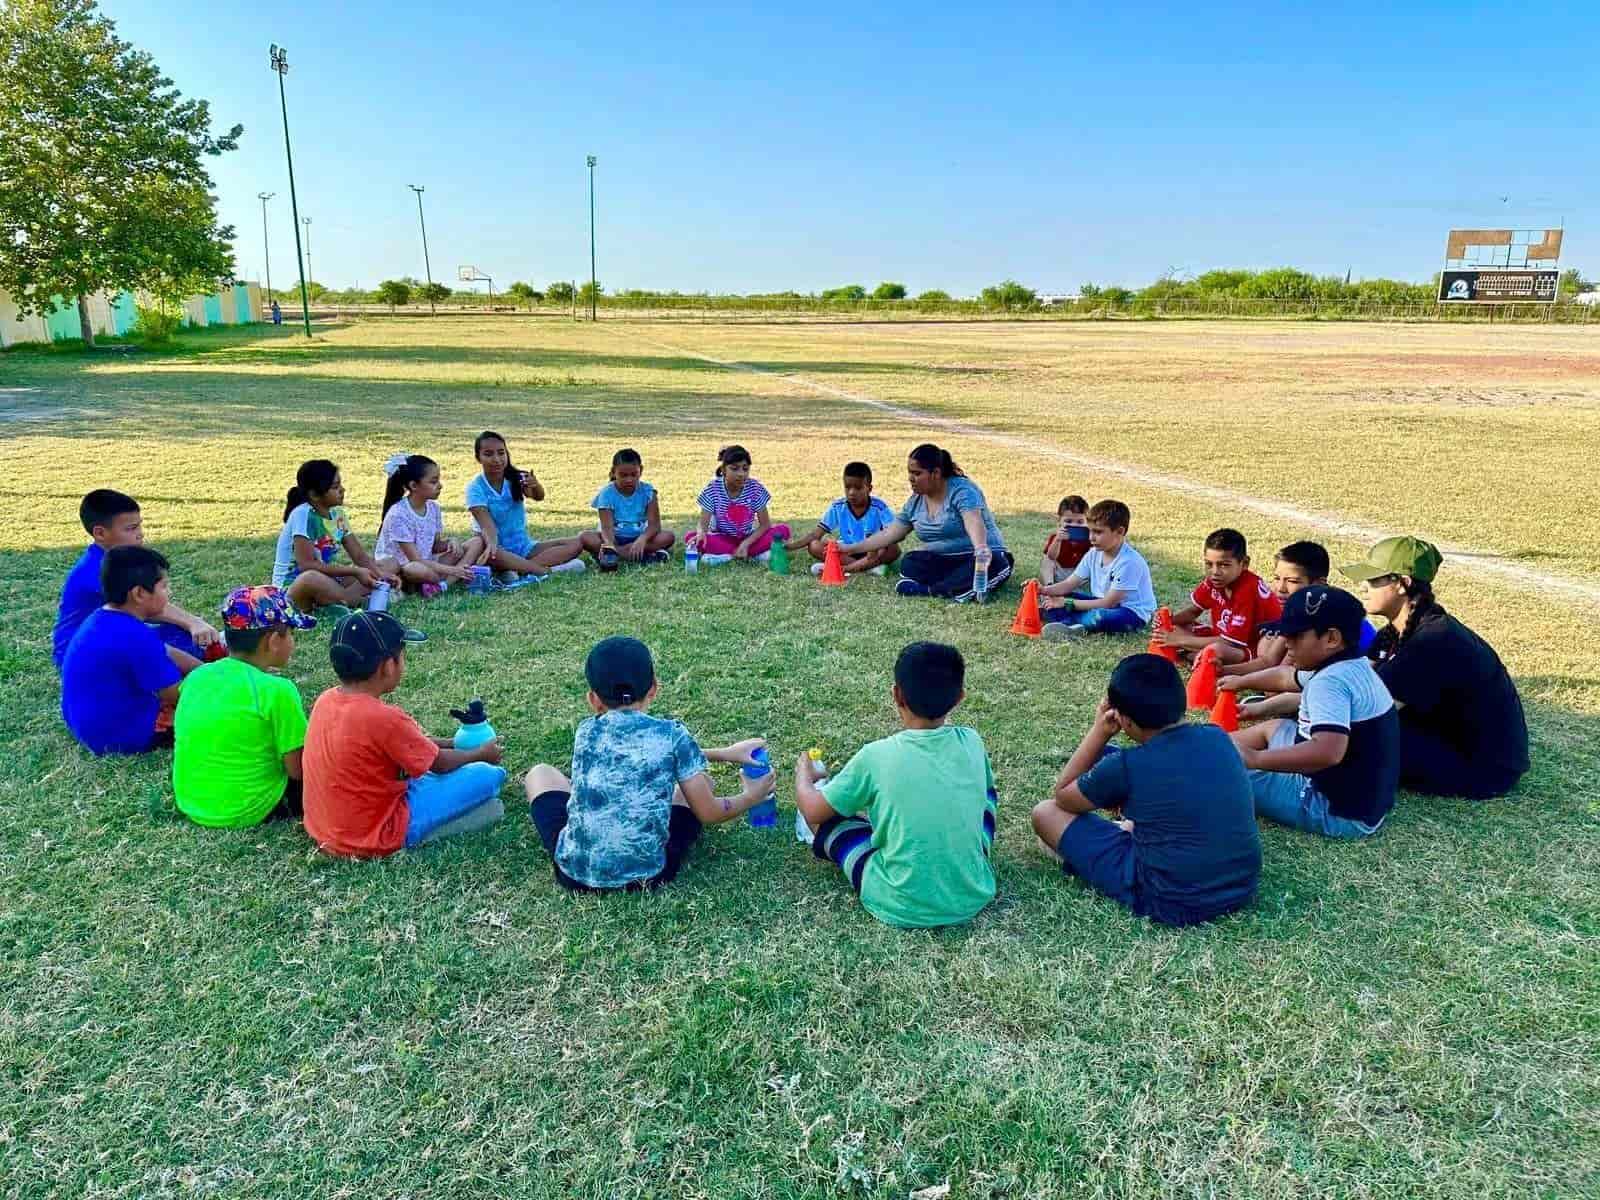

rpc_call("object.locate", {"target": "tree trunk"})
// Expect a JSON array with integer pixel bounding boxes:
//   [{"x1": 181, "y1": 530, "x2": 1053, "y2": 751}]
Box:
[{"x1": 76, "y1": 294, "x2": 96, "y2": 347}]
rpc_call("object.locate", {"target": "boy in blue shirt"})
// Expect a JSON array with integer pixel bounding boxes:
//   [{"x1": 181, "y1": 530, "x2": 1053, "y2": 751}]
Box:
[
  {"x1": 784, "y1": 462, "x2": 900, "y2": 576},
  {"x1": 524, "y1": 637, "x2": 773, "y2": 891},
  {"x1": 1031, "y1": 653, "x2": 1261, "y2": 926},
  {"x1": 1038, "y1": 498, "x2": 1157, "y2": 641},
  {"x1": 53, "y1": 489, "x2": 219, "y2": 672},
  {"x1": 61, "y1": 546, "x2": 185, "y2": 756}
]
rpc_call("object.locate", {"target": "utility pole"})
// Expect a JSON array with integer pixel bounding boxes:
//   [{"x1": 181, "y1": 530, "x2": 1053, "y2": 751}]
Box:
[
  {"x1": 257, "y1": 192, "x2": 275, "y2": 302},
  {"x1": 587, "y1": 155, "x2": 598, "y2": 322},
  {"x1": 302, "y1": 217, "x2": 313, "y2": 294},
  {"x1": 269, "y1": 45, "x2": 312, "y2": 337},
  {"x1": 408, "y1": 184, "x2": 436, "y2": 315}
]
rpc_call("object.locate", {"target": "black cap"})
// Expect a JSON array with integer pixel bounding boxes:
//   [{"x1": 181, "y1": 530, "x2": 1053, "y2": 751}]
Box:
[
  {"x1": 585, "y1": 636, "x2": 655, "y2": 707},
  {"x1": 1274, "y1": 584, "x2": 1366, "y2": 647},
  {"x1": 329, "y1": 610, "x2": 421, "y2": 678}
]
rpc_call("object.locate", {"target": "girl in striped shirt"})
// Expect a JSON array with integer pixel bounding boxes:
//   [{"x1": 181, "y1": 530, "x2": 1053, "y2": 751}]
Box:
[{"x1": 687, "y1": 445, "x2": 790, "y2": 565}]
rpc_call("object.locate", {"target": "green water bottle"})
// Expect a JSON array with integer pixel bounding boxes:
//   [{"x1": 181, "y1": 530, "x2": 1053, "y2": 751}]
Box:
[{"x1": 769, "y1": 539, "x2": 790, "y2": 575}]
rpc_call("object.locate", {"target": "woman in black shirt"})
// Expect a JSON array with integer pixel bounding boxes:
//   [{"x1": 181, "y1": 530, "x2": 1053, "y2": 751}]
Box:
[{"x1": 1344, "y1": 536, "x2": 1529, "y2": 799}]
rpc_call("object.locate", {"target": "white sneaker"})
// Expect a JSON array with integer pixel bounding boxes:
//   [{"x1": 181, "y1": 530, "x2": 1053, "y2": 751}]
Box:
[
  {"x1": 701, "y1": 553, "x2": 734, "y2": 567},
  {"x1": 550, "y1": 559, "x2": 586, "y2": 575},
  {"x1": 754, "y1": 551, "x2": 771, "y2": 564},
  {"x1": 870, "y1": 564, "x2": 887, "y2": 576},
  {"x1": 1042, "y1": 621, "x2": 1086, "y2": 643},
  {"x1": 811, "y1": 561, "x2": 825, "y2": 576}
]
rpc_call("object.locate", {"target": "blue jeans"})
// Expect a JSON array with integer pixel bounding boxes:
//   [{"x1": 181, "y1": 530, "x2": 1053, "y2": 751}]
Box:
[
  {"x1": 404, "y1": 763, "x2": 507, "y2": 847},
  {"x1": 1248, "y1": 721, "x2": 1382, "y2": 840},
  {"x1": 1042, "y1": 592, "x2": 1148, "y2": 634}
]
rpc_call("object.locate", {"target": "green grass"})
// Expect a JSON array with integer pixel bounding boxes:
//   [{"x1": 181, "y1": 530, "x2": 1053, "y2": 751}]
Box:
[{"x1": 2, "y1": 318, "x2": 1597, "y2": 1198}]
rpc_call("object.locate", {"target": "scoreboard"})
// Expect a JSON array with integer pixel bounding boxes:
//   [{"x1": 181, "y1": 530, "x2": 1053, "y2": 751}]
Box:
[{"x1": 1439, "y1": 229, "x2": 1562, "y2": 304}]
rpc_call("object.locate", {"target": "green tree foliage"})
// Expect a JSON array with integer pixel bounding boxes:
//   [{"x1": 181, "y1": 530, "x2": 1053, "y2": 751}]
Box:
[
  {"x1": 872, "y1": 282, "x2": 907, "y2": 300},
  {"x1": 546, "y1": 281, "x2": 575, "y2": 303},
  {"x1": 979, "y1": 280, "x2": 1036, "y2": 310},
  {"x1": 374, "y1": 279, "x2": 411, "y2": 311},
  {"x1": 1558, "y1": 268, "x2": 1595, "y2": 299},
  {"x1": 417, "y1": 281, "x2": 451, "y2": 304},
  {"x1": 0, "y1": 0, "x2": 241, "y2": 345},
  {"x1": 506, "y1": 281, "x2": 541, "y2": 308},
  {"x1": 303, "y1": 280, "x2": 328, "y2": 303},
  {"x1": 577, "y1": 280, "x2": 604, "y2": 305},
  {"x1": 821, "y1": 284, "x2": 867, "y2": 302},
  {"x1": 915, "y1": 289, "x2": 952, "y2": 302}
]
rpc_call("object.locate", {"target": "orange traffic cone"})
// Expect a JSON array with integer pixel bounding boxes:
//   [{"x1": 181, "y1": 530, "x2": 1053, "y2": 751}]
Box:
[
  {"x1": 1209, "y1": 688, "x2": 1240, "y2": 732},
  {"x1": 1186, "y1": 644, "x2": 1219, "y2": 709},
  {"x1": 818, "y1": 540, "x2": 847, "y2": 586},
  {"x1": 1009, "y1": 579, "x2": 1043, "y2": 637},
  {"x1": 1147, "y1": 605, "x2": 1179, "y2": 662},
  {"x1": 1154, "y1": 605, "x2": 1174, "y2": 631}
]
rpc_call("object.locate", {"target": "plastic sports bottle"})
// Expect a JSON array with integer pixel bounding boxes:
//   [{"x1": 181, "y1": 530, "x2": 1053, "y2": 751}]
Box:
[
  {"x1": 770, "y1": 539, "x2": 790, "y2": 575},
  {"x1": 685, "y1": 541, "x2": 700, "y2": 574},
  {"x1": 450, "y1": 699, "x2": 496, "y2": 749},
  {"x1": 743, "y1": 746, "x2": 776, "y2": 828},
  {"x1": 367, "y1": 581, "x2": 391, "y2": 612},
  {"x1": 973, "y1": 546, "x2": 992, "y2": 603},
  {"x1": 797, "y1": 749, "x2": 827, "y2": 844}
]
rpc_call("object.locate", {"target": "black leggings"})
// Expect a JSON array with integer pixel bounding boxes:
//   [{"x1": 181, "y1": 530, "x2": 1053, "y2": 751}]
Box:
[
  {"x1": 1400, "y1": 724, "x2": 1524, "y2": 800},
  {"x1": 899, "y1": 549, "x2": 1015, "y2": 599}
]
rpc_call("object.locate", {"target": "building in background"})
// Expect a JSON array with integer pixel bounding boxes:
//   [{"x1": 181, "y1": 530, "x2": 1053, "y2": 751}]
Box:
[{"x1": 0, "y1": 282, "x2": 263, "y2": 348}]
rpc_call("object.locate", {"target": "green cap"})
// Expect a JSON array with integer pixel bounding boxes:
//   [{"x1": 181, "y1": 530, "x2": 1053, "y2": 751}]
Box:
[{"x1": 1340, "y1": 535, "x2": 1442, "y2": 584}]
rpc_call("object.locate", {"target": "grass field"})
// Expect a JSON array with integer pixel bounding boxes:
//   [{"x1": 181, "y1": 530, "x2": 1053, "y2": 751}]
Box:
[{"x1": 2, "y1": 317, "x2": 1597, "y2": 1199}]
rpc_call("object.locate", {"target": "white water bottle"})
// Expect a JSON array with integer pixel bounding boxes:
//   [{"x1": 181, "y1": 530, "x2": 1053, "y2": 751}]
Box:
[
  {"x1": 368, "y1": 581, "x2": 391, "y2": 612},
  {"x1": 973, "y1": 546, "x2": 992, "y2": 603},
  {"x1": 797, "y1": 749, "x2": 827, "y2": 844}
]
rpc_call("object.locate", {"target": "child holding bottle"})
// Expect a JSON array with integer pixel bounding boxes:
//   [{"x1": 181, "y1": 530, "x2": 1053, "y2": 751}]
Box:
[{"x1": 686, "y1": 444, "x2": 790, "y2": 565}]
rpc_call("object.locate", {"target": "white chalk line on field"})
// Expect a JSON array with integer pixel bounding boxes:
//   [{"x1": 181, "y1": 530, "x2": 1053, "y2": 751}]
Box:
[{"x1": 631, "y1": 331, "x2": 1600, "y2": 606}]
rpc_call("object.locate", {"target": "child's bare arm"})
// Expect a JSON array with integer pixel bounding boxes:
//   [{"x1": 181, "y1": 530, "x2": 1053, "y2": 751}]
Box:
[
  {"x1": 597, "y1": 508, "x2": 618, "y2": 546},
  {"x1": 1219, "y1": 664, "x2": 1298, "y2": 695},
  {"x1": 786, "y1": 523, "x2": 826, "y2": 551},
  {"x1": 431, "y1": 740, "x2": 503, "y2": 773},
  {"x1": 154, "y1": 600, "x2": 220, "y2": 647},
  {"x1": 283, "y1": 748, "x2": 304, "y2": 780},
  {"x1": 793, "y1": 754, "x2": 838, "y2": 829},
  {"x1": 681, "y1": 769, "x2": 773, "y2": 825},
  {"x1": 1054, "y1": 701, "x2": 1119, "y2": 811},
  {"x1": 841, "y1": 519, "x2": 909, "y2": 556},
  {"x1": 1171, "y1": 602, "x2": 1205, "y2": 629}
]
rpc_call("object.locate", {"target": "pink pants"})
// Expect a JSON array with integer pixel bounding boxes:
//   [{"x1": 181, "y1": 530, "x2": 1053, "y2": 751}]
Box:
[{"x1": 689, "y1": 524, "x2": 790, "y2": 555}]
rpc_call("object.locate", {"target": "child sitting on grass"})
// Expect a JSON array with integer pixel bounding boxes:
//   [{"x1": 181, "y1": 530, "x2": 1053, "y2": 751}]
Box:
[
  {"x1": 1038, "y1": 499, "x2": 1158, "y2": 642},
  {"x1": 524, "y1": 636, "x2": 774, "y2": 891},
  {"x1": 374, "y1": 453, "x2": 483, "y2": 596},
  {"x1": 1153, "y1": 528, "x2": 1281, "y2": 666},
  {"x1": 1030, "y1": 653, "x2": 1261, "y2": 926},
  {"x1": 591, "y1": 448, "x2": 675, "y2": 567},
  {"x1": 273, "y1": 459, "x2": 399, "y2": 616},
  {"x1": 1038, "y1": 494, "x2": 1091, "y2": 586},
  {"x1": 54, "y1": 489, "x2": 220, "y2": 673},
  {"x1": 1227, "y1": 585, "x2": 1399, "y2": 840},
  {"x1": 302, "y1": 611, "x2": 507, "y2": 857},
  {"x1": 466, "y1": 430, "x2": 598, "y2": 581},
  {"x1": 687, "y1": 444, "x2": 791, "y2": 565},
  {"x1": 60, "y1": 546, "x2": 184, "y2": 756},
  {"x1": 793, "y1": 642, "x2": 998, "y2": 929},
  {"x1": 785, "y1": 461, "x2": 899, "y2": 575},
  {"x1": 173, "y1": 586, "x2": 314, "y2": 827}
]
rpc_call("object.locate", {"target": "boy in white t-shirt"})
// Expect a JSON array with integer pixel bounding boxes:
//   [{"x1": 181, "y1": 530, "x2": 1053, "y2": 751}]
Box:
[{"x1": 1037, "y1": 499, "x2": 1157, "y2": 641}]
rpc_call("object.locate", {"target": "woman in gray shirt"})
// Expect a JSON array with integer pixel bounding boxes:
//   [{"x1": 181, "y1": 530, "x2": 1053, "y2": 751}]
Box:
[{"x1": 841, "y1": 443, "x2": 1012, "y2": 601}]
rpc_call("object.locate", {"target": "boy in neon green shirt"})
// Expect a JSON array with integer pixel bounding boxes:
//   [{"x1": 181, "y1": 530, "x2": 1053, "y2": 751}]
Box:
[
  {"x1": 793, "y1": 642, "x2": 998, "y2": 929},
  {"x1": 173, "y1": 586, "x2": 314, "y2": 827}
]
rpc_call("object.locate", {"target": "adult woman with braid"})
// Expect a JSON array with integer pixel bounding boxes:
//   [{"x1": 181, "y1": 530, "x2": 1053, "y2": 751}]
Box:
[{"x1": 1346, "y1": 536, "x2": 1528, "y2": 799}]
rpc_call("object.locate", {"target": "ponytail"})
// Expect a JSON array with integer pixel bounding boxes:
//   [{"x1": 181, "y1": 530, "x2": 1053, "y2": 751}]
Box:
[
  {"x1": 715, "y1": 444, "x2": 751, "y2": 478},
  {"x1": 1370, "y1": 577, "x2": 1440, "y2": 659},
  {"x1": 284, "y1": 458, "x2": 339, "y2": 521},
  {"x1": 909, "y1": 442, "x2": 964, "y2": 479},
  {"x1": 474, "y1": 431, "x2": 523, "y2": 502},
  {"x1": 381, "y1": 453, "x2": 437, "y2": 519}
]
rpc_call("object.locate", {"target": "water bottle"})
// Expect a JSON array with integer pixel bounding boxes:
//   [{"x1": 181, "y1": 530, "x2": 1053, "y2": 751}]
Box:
[
  {"x1": 368, "y1": 581, "x2": 391, "y2": 612},
  {"x1": 797, "y1": 748, "x2": 827, "y2": 844},
  {"x1": 972, "y1": 546, "x2": 992, "y2": 604},
  {"x1": 743, "y1": 746, "x2": 776, "y2": 828},
  {"x1": 685, "y1": 544, "x2": 700, "y2": 574},
  {"x1": 769, "y1": 539, "x2": 790, "y2": 575},
  {"x1": 468, "y1": 564, "x2": 493, "y2": 595},
  {"x1": 450, "y1": 699, "x2": 496, "y2": 750}
]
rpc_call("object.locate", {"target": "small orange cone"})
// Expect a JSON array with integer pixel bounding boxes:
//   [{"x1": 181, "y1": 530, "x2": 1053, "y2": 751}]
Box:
[
  {"x1": 1209, "y1": 688, "x2": 1240, "y2": 732},
  {"x1": 1147, "y1": 605, "x2": 1180, "y2": 661},
  {"x1": 818, "y1": 540, "x2": 847, "y2": 586},
  {"x1": 1186, "y1": 644, "x2": 1219, "y2": 709},
  {"x1": 1154, "y1": 605, "x2": 1174, "y2": 631},
  {"x1": 1009, "y1": 579, "x2": 1043, "y2": 637}
]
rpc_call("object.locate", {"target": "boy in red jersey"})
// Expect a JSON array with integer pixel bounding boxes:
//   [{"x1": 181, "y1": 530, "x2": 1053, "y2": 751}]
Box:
[{"x1": 1153, "y1": 528, "x2": 1281, "y2": 666}]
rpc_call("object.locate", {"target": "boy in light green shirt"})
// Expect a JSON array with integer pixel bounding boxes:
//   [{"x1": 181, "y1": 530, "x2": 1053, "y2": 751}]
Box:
[
  {"x1": 794, "y1": 642, "x2": 998, "y2": 929},
  {"x1": 173, "y1": 586, "x2": 314, "y2": 828}
]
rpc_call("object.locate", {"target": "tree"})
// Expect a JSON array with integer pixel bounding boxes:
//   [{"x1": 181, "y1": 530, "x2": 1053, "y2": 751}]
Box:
[
  {"x1": 417, "y1": 281, "x2": 450, "y2": 304},
  {"x1": 821, "y1": 284, "x2": 866, "y2": 302},
  {"x1": 546, "y1": 281, "x2": 575, "y2": 303},
  {"x1": 507, "y1": 281, "x2": 541, "y2": 309},
  {"x1": 374, "y1": 279, "x2": 411, "y2": 312},
  {"x1": 1558, "y1": 268, "x2": 1595, "y2": 299},
  {"x1": 916, "y1": 289, "x2": 952, "y2": 302},
  {"x1": 0, "y1": 0, "x2": 241, "y2": 346},
  {"x1": 872, "y1": 281, "x2": 907, "y2": 300},
  {"x1": 303, "y1": 280, "x2": 328, "y2": 303},
  {"x1": 979, "y1": 280, "x2": 1036, "y2": 310},
  {"x1": 577, "y1": 280, "x2": 604, "y2": 306}
]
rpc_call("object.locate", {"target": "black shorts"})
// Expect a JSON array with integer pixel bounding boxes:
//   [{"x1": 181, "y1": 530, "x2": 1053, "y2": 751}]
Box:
[{"x1": 529, "y1": 789, "x2": 703, "y2": 893}]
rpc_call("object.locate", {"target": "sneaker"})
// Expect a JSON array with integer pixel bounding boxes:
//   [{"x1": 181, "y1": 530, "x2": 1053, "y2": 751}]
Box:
[
  {"x1": 1042, "y1": 621, "x2": 1086, "y2": 643},
  {"x1": 551, "y1": 559, "x2": 587, "y2": 576},
  {"x1": 495, "y1": 570, "x2": 520, "y2": 586},
  {"x1": 701, "y1": 553, "x2": 734, "y2": 567},
  {"x1": 870, "y1": 564, "x2": 888, "y2": 576},
  {"x1": 419, "y1": 582, "x2": 444, "y2": 600},
  {"x1": 895, "y1": 578, "x2": 931, "y2": 598},
  {"x1": 492, "y1": 573, "x2": 543, "y2": 592},
  {"x1": 811, "y1": 561, "x2": 825, "y2": 576},
  {"x1": 754, "y1": 551, "x2": 771, "y2": 564},
  {"x1": 645, "y1": 549, "x2": 672, "y2": 565}
]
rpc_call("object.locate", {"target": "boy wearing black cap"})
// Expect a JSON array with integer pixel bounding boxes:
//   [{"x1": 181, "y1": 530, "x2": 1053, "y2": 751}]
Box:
[
  {"x1": 1227, "y1": 585, "x2": 1400, "y2": 839},
  {"x1": 524, "y1": 636, "x2": 773, "y2": 891},
  {"x1": 302, "y1": 611, "x2": 506, "y2": 858}
]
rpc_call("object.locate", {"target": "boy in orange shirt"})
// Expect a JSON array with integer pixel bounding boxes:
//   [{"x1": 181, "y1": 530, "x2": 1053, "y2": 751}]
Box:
[
  {"x1": 1153, "y1": 528, "x2": 1281, "y2": 666},
  {"x1": 302, "y1": 611, "x2": 506, "y2": 857}
]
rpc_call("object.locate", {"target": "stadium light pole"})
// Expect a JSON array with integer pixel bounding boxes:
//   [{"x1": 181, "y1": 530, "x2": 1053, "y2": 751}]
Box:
[
  {"x1": 408, "y1": 184, "x2": 436, "y2": 315},
  {"x1": 269, "y1": 45, "x2": 312, "y2": 337},
  {"x1": 257, "y1": 192, "x2": 275, "y2": 302},
  {"x1": 587, "y1": 155, "x2": 597, "y2": 322}
]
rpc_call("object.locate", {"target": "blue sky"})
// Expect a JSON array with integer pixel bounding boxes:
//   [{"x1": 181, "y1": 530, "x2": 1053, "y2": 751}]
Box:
[{"x1": 106, "y1": 1, "x2": 1598, "y2": 295}]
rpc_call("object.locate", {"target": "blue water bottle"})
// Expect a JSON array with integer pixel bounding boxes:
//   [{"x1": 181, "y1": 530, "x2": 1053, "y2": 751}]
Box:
[
  {"x1": 450, "y1": 699, "x2": 496, "y2": 750},
  {"x1": 743, "y1": 746, "x2": 776, "y2": 828}
]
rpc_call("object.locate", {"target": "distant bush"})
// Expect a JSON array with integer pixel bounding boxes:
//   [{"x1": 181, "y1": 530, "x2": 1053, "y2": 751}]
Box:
[
  {"x1": 546, "y1": 281, "x2": 575, "y2": 303},
  {"x1": 916, "y1": 289, "x2": 952, "y2": 302},
  {"x1": 821, "y1": 285, "x2": 866, "y2": 302},
  {"x1": 131, "y1": 303, "x2": 181, "y2": 344},
  {"x1": 872, "y1": 282, "x2": 907, "y2": 300},
  {"x1": 980, "y1": 280, "x2": 1036, "y2": 310}
]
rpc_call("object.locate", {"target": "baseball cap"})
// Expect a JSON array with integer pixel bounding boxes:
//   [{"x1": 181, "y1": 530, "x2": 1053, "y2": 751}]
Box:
[
  {"x1": 1341, "y1": 535, "x2": 1442, "y2": 584},
  {"x1": 1274, "y1": 584, "x2": 1367, "y2": 647},
  {"x1": 585, "y1": 636, "x2": 655, "y2": 707},
  {"x1": 221, "y1": 584, "x2": 316, "y2": 632},
  {"x1": 328, "y1": 610, "x2": 425, "y2": 678}
]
